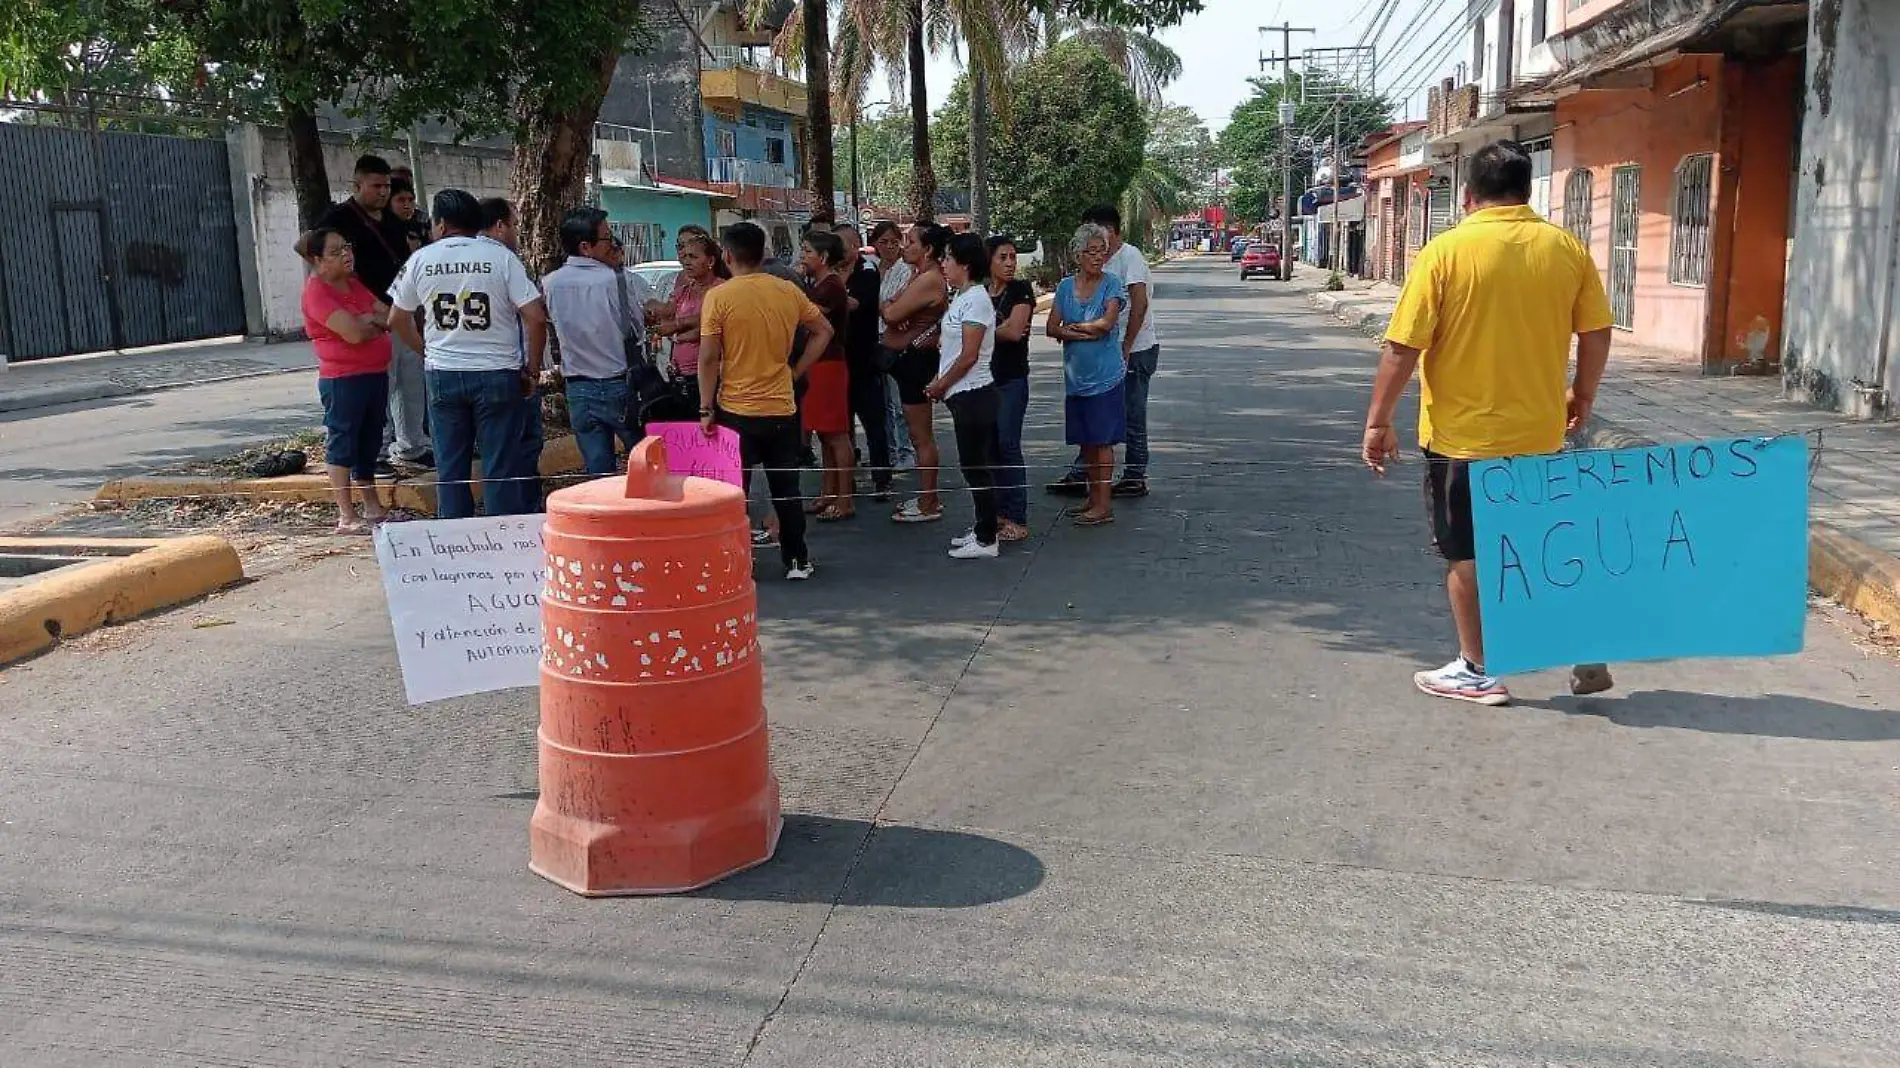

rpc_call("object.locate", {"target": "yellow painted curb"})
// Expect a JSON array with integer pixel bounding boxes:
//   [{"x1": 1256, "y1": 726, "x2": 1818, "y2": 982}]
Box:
[
  {"x1": 1810, "y1": 523, "x2": 1900, "y2": 633},
  {"x1": 96, "y1": 474, "x2": 438, "y2": 513},
  {"x1": 93, "y1": 434, "x2": 589, "y2": 518},
  {"x1": 0, "y1": 535, "x2": 244, "y2": 665}
]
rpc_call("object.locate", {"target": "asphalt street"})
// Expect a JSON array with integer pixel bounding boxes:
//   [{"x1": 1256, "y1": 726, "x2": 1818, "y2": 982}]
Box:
[
  {"x1": 0, "y1": 371, "x2": 316, "y2": 529},
  {"x1": 2, "y1": 256, "x2": 1897, "y2": 1066}
]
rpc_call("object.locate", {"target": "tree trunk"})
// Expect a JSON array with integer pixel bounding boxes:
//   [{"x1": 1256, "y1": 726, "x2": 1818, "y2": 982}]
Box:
[
  {"x1": 510, "y1": 44, "x2": 622, "y2": 277},
  {"x1": 906, "y1": 3, "x2": 936, "y2": 223},
  {"x1": 968, "y1": 66, "x2": 990, "y2": 234},
  {"x1": 284, "y1": 101, "x2": 332, "y2": 231},
  {"x1": 802, "y1": 0, "x2": 836, "y2": 220}
]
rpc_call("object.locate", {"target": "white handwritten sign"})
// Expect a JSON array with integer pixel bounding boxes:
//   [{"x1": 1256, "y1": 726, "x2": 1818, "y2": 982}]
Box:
[{"x1": 373, "y1": 515, "x2": 547, "y2": 705}]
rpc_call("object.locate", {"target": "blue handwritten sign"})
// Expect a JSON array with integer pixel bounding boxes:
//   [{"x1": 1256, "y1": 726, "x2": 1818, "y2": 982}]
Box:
[{"x1": 1471, "y1": 436, "x2": 1808, "y2": 676}]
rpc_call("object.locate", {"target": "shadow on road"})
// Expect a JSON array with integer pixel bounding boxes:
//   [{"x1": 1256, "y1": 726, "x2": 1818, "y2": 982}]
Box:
[
  {"x1": 1527, "y1": 688, "x2": 1900, "y2": 741},
  {"x1": 696, "y1": 816, "x2": 1045, "y2": 909},
  {"x1": 1689, "y1": 898, "x2": 1900, "y2": 925}
]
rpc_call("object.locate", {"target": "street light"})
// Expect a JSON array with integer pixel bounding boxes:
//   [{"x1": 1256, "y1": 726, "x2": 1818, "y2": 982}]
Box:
[{"x1": 851, "y1": 99, "x2": 891, "y2": 221}]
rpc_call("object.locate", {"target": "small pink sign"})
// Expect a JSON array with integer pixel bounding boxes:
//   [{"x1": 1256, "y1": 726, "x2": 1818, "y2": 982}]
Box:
[{"x1": 647, "y1": 422, "x2": 744, "y2": 488}]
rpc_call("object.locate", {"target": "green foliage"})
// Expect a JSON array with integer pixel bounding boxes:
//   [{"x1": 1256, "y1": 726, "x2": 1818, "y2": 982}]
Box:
[
  {"x1": 1123, "y1": 101, "x2": 1212, "y2": 251},
  {"x1": 2, "y1": 0, "x2": 651, "y2": 139},
  {"x1": 0, "y1": 0, "x2": 276, "y2": 118},
  {"x1": 836, "y1": 106, "x2": 918, "y2": 207},
  {"x1": 1059, "y1": 0, "x2": 1203, "y2": 28},
  {"x1": 940, "y1": 41, "x2": 1143, "y2": 250},
  {"x1": 1217, "y1": 73, "x2": 1391, "y2": 226}
]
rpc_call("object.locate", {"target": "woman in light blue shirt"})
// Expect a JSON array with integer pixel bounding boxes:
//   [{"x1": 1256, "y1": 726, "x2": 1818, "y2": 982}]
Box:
[{"x1": 1045, "y1": 223, "x2": 1127, "y2": 526}]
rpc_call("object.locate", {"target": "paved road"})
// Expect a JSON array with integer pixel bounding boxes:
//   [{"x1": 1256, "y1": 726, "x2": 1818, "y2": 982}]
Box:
[
  {"x1": 0, "y1": 371, "x2": 317, "y2": 529},
  {"x1": 4, "y1": 257, "x2": 1897, "y2": 1066}
]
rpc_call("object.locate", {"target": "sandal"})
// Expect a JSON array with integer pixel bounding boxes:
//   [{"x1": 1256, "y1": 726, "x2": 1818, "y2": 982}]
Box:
[
  {"x1": 333, "y1": 519, "x2": 371, "y2": 536},
  {"x1": 817, "y1": 505, "x2": 856, "y2": 522},
  {"x1": 804, "y1": 497, "x2": 834, "y2": 515},
  {"x1": 998, "y1": 521, "x2": 1030, "y2": 542},
  {"x1": 1072, "y1": 511, "x2": 1115, "y2": 528},
  {"x1": 891, "y1": 499, "x2": 944, "y2": 524}
]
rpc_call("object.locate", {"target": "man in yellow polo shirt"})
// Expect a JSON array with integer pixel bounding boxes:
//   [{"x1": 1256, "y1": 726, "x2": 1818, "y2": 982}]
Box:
[
  {"x1": 1361, "y1": 139, "x2": 1613, "y2": 706},
  {"x1": 698, "y1": 221, "x2": 833, "y2": 581}
]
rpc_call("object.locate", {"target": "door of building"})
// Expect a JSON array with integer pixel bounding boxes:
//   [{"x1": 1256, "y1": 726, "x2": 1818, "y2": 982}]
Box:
[
  {"x1": 1609, "y1": 165, "x2": 1642, "y2": 330},
  {"x1": 51, "y1": 206, "x2": 116, "y2": 354}
]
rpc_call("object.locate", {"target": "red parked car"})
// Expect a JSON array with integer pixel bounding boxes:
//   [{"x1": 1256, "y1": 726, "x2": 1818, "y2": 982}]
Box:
[{"x1": 1239, "y1": 242, "x2": 1282, "y2": 280}]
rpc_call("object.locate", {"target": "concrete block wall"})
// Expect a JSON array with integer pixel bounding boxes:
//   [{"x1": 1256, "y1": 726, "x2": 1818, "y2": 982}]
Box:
[
  {"x1": 1782, "y1": 0, "x2": 1900, "y2": 417},
  {"x1": 231, "y1": 124, "x2": 513, "y2": 337}
]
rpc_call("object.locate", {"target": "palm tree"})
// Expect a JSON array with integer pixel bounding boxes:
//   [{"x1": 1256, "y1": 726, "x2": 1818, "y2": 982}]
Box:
[
  {"x1": 836, "y1": 0, "x2": 1033, "y2": 223},
  {"x1": 752, "y1": 0, "x2": 838, "y2": 220},
  {"x1": 1041, "y1": 9, "x2": 1182, "y2": 104}
]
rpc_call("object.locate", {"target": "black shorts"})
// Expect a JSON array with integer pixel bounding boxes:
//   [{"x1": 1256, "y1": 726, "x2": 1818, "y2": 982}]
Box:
[
  {"x1": 1423, "y1": 448, "x2": 1476, "y2": 562},
  {"x1": 889, "y1": 346, "x2": 938, "y2": 406}
]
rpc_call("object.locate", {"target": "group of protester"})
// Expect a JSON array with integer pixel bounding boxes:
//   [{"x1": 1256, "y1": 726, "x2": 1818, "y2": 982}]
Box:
[{"x1": 297, "y1": 152, "x2": 1163, "y2": 580}]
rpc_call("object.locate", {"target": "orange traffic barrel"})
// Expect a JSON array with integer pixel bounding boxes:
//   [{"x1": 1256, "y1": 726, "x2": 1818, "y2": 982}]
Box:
[{"x1": 530, "y1": 436, "x2": 781, "y2": 895}]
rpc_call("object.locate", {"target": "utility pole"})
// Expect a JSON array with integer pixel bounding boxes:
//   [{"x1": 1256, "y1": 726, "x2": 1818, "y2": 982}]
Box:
[
  {"x1": 1261, "y1": 22, "x2": 1314, "y2": 280},
  {"x1": 1332, "y1": 105, "x2": 1342, "y2": 275}
]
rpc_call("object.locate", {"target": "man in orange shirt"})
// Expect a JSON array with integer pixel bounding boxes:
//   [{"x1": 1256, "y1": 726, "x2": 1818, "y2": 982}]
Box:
[
  {"x1": 1362, "y1": 140, "x2": 1614, "y2": 706},
  {"x1": 698, "y1": 222, "x2": 834, "y2": 581}
]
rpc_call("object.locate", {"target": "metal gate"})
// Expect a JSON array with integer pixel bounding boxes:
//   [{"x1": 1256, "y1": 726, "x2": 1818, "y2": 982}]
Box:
[
  {"x1": 0, "y1": 123, "x2": 247, "y2": 361},
  {"x1": 1609, "y1": 164, "x2": 1642, "y2": 331}
]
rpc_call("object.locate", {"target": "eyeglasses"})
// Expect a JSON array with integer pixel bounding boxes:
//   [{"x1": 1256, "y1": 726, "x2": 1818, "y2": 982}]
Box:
[{"x1": 322, "y1": 243, "x2": 354, "y2": 259}]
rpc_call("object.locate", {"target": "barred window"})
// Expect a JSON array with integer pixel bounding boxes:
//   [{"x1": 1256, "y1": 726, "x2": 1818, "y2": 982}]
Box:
[
  {"x1": 1669, "y1": 154, "x2": 1713, "y2": 286},
  {"x1": 1562, "y1": 169, "x2": 1593, "y2": 245}
]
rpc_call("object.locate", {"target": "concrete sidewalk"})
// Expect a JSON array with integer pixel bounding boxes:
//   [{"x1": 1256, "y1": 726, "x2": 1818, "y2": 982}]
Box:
[
  {"x1": 1302, "y1": 273, "x2": 1900, "y2": 627},
  {"x1": 0, "y1": 336, "x2": 316, "y2": 414}
]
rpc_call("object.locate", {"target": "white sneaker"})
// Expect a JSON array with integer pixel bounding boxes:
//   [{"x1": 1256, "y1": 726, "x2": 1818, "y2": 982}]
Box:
[
  {"x1": 894, "y1": 453, "x2": 918, "y2": 471},
  {"x1": 785, "y1": 559, "x2": 816, "y2": 581},
  {"x1": 951, "y1": 529, "x2": 978, "y2": 547},
  {"x1": 1413, "y1": 658, "x2": 1511, "y2": 706},
  {"x1": 948, "y1": 539, "x2": 999, "y2": 560}
]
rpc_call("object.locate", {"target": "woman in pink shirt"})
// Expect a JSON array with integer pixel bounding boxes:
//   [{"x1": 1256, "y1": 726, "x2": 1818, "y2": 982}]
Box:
[
  {"x1": 300, "y1": 226, "x2": 394, "y2": 534},
  {"x1": 651, "y1": 229, "x2": 726, "y2": 411}
]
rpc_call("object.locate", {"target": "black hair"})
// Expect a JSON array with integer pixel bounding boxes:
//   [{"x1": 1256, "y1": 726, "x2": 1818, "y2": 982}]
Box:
[
  {"x1": 913, "y1": 223, "x2": 951, "y2": 259},
  {"x1": 984, "y1": 234, "x2": 1018, "y2": 259},
  {"x1": 1467, "y1": 139, "x2": 1534, "y2": 204},
  {"x1": 1080, "y1": 203, "x2": 1122, "y2": 233},
  {"x1": 480, "y1": 197, "x2": 515, "y2": 231},
  {"x1": 834, "y1": 221, "x2": 864, "y2": 244},
  {"x1": 868, "y1": 220, "x2": 902, "y2": 244},
  {"x1": 721, "y1": 221, "x2": 768, "y2": 268},
  {"x1": 432, "y1": 189, "x2": 484, "y2": 234},
  {"x1": 389, "y1": 176, "x2": 415, "y2": 198},
  {"x1": 943, "y1": 232, "x2": 990, "y2": 282},
  {"x1": 802, "y1": 229, "x2": 846, "y2": 268},
  {"x1": 353, "y1": 154, "x2": 392, "y2": 177},
  {"x1": 559, "y1": 207, "x2": 609, "y2": 258},
  {"x1": 299, "y1": 225, "x2": 345, "y2": 263}
]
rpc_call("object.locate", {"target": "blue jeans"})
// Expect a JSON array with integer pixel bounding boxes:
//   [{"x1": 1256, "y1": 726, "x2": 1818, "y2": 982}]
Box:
[
  {"x1": 565, "y1": 376, "x2": 637, "y2": 476},
  {"x1": 508, "y1": 387, "x2": 545, "y2": 513},
  {"x1": 995, "y1": 376, "x2": 1029, "y2": 524},
  {"x1": 1066, "y1": 345, "x2": 1158, "y2": 481},
  {"x1": 428, "y1": 368, "x2": 530, "y2": 519}
]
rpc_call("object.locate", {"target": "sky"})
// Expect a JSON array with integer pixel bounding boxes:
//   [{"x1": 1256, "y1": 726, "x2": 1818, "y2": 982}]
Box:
[{"x1": 898, "y1": 0, "x2": 1459, "y2": 137}]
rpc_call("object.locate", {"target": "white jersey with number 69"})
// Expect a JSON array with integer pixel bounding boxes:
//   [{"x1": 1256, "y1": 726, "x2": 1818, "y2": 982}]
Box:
[{"x1": 388, "y1": 235, "x2": 541, "y2": 373}]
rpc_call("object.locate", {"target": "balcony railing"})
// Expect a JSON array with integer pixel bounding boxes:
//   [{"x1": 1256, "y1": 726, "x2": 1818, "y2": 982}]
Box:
[
  {"x1": 706, "y1": 45, "x2": 795, "y2": 80},
  {"x1": 708, "y1": 156, "x2": 795, "y2": 188}
]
